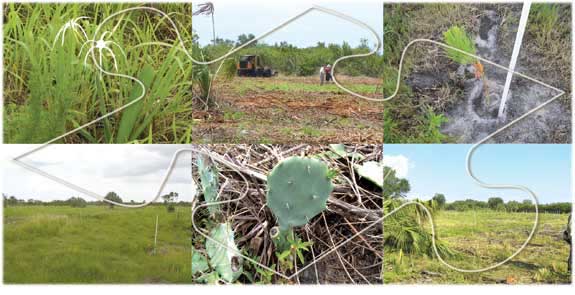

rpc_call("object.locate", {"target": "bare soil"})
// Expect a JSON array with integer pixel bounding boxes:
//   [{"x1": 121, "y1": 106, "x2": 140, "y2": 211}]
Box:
[{"x1": 192, "y1": 76, "x2": 383, "y2": 144}]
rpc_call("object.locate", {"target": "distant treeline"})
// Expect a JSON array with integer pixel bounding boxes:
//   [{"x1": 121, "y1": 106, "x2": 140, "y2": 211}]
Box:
[
  {"x1": 3, "y1": 192, "x2": 191, "y2": 208},
  {"x1": 437, "y1": 196, "x2": 572, "y2": 214},
  {"x1": 194, "y1": 33, "x2": 384, "y2": 77},
  {"x1": 384, "y1": 167, "x2": 571, "y2": 215}
]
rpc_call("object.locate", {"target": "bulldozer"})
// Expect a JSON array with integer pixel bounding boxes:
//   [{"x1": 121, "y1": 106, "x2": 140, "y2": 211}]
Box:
[{"x1": 237, "y1": 55, "x2": 277, "y2": 77}]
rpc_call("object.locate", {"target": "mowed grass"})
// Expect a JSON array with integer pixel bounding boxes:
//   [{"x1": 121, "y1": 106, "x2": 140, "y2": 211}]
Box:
[
  {"x1": 384, "y1": 211, "x2": 571, "y2": 284},
  {"x1": 4, "y1": 205, "x2": 192, "y2": 283}
]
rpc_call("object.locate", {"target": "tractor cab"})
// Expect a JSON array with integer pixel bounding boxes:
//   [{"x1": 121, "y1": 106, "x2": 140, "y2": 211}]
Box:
[{"x1": 237, "y1": 55, "x2": 276, "y2": 77}]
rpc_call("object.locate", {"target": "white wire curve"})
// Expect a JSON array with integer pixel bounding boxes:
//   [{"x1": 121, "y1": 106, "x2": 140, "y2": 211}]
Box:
[
  {"x1": 9, "y1": 4, "x2": 568, "y2": 278},
  {"x1": 381, "y1": 38, "x2": 565, "y2": 272}
]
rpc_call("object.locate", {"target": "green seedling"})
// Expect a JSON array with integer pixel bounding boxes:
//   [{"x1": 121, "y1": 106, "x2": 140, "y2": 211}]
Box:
[{"x1": 443, "y1": 26, "x2": 483, "y2": 79}]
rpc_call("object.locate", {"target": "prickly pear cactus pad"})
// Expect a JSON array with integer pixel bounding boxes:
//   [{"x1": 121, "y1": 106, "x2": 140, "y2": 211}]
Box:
[
  {"x1": 354, "y1": 161, "x2": 383, "y2": 188},
  {"x1": 206, "y1": 223, "x2": 243, "y2": 283},
  {"x1": 197, "y1": 154, "x2": 220, "y2": 215},
  {"x1": 266, "y1": 157, "x2": 334, "y2": 230}
]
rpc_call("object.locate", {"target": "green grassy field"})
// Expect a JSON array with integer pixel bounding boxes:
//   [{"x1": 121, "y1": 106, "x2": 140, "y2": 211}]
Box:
[
  {"x1": 384, "y1": 210, "x2": 571, "y2": 284},
  {"x1": 233, "y1": 78, "x2": 380, "y2": 95},
  {"x1": 4, "y1": 205, "x2": 192, "y2": 283}
]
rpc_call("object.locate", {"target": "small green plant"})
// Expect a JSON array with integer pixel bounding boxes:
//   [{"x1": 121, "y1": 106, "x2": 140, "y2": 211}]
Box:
[
  {"x1": 443, "y1": 26, "x2": 477, "y2": 65},
  {"x1": 220, "y1": 58, "x2": 238, "y2": 80},
  {"x1": 223, "y1": 111, "x2": 245, "y2": 121},
  {"x1": 301, "y1": 125, "x2": 321, "y2": 137},
  {"x1": 275, "y1": 234, "x2": 313, "y2": 272},
  {"x1": 193, "y1": 63, "x2": 214, "y2": 108},
  {"x1": 417, "y1": 107, "x2": 449, "y2": 143},
  {"x1": 444, "y1": 26, "x2": 484, "y2": 79},
  {"x1": 254, "y1": 264, "x2": 276, "y2": 284},
  {"x1": 530, "y1": 4, "x2": 560, "y2": 45},
  {"x1": 266, "y1": 156, "x2": 333, "y2": 274}
]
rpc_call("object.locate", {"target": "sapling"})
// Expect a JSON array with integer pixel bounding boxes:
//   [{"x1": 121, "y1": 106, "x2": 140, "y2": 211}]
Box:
[
  {"x1": 444, "y1": 26, "x2": 490, "y2": 105},
  {"x1": 443, "y1": 26, "x2": 483, "y2": 79}
]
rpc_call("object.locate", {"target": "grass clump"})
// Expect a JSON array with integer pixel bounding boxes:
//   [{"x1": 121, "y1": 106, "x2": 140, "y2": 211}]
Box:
[
  {"x1": 530, "y1": 4, "x2": 561, "y2": 44},
  {"x1": 3, "y1": 3, "x2": 195, "y2": 143}
]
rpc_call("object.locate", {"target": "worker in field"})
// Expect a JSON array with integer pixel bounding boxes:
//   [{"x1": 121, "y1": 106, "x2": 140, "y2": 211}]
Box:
[
  {"x1": 325, "y1": 64, "x2": 332, "y2": 83},
  {"x1": 563, "y1": 214, "x2": 571, "y2": 271},
  {"x1": 319, "y1": 65, "x2": 325, "y2": 85}
]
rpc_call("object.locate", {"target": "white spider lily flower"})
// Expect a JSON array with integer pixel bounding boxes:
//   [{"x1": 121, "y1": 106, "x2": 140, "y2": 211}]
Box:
[
  {"x1": 52, "y1": 16, "x2": 89, "y2": 48},
  {"x1": 79, "y1": 31, "x2": 127, "y2": 72}
]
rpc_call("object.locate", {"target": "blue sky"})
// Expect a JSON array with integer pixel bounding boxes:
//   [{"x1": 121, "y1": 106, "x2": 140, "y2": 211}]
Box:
[
  {"x1": 384, "y1": 144, "x2": 572, "y2": 204},
  {"x1": 192, "y1": 0, "x2": 383, "y2": 49}
]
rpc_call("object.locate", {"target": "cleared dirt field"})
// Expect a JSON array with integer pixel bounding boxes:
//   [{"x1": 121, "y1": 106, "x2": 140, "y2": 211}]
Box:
[{"x1": 192, "y1": 75, "x2": 383, "y2": 144}]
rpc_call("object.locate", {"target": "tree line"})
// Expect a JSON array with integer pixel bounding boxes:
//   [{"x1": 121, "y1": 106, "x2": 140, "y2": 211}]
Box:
[
  {"x1": 432, "y1": 194, "x2": 572, "y2": 214},
  {"x1": 382, "y1": 166, "x2": 571, "y2": 214},
  {"x1": 194, "y1": 32, "x2": 384, "y2": 77},
  {"x1": 3, "y1": 192, "x2": 189, "y2": 212}
]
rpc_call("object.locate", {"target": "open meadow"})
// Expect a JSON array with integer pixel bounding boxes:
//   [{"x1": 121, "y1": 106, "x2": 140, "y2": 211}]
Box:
[{"x1": 4, "y1": 205, "x2": 192, "y2": 283}]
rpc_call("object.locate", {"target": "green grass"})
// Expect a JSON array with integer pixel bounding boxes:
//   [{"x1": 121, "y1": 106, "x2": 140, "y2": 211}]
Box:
[
  {"x1": 384, "y1": 210, "x2": 571, "y2": 284},
  {"x1": 233, "y1": 79, "x2": 379, "y2": 95},
  {"x1": 525, "y1": 3, "x2": 571, "y2": 106},
  {"x1": 4, "y1": 205, "x2": 192, "y2": 283},
  {"x1": 530, "y1": 4, "x2": 561, "y2": 47},
  {"x1": 301, "y1": 125, "x2": 322, "y2": 137},
  {"x1": 3, "y1": 3, "x2": 195, "y2": 143}
]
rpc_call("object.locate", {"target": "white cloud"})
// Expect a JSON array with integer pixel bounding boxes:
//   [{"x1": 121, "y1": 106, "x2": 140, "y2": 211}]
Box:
[
  {"x1": 382, "y1": 154, "x2": 410, "y2": 178},
  {"x1": 1, "y1": 145, "x2": 195, "y2": 202}
]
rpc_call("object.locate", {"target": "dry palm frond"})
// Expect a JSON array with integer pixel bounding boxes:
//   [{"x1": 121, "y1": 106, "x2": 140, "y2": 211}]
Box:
[{"x1": 193, "y1": 2, "x2": 214, "y2": 16}]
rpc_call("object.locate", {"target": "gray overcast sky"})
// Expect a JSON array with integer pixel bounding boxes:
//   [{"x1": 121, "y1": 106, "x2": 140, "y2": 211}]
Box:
[
  {"x1": 2, "y1": 145, "x2": 196, "y2": 202},
  {"x1": 193, "y1": 0, "x2": 383, "y2": 49}
]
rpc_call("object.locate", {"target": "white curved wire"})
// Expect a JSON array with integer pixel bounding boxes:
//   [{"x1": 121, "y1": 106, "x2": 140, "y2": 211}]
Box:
[
  {"x1": 381, "y1": 38, "x2": 565, "y2": 272},
  {"x1": 10, "y1": 4, "x2": 569, "y2": 278},
  {"x1": 384, "y1": 38, "x2": 564, "y2": 101}
]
